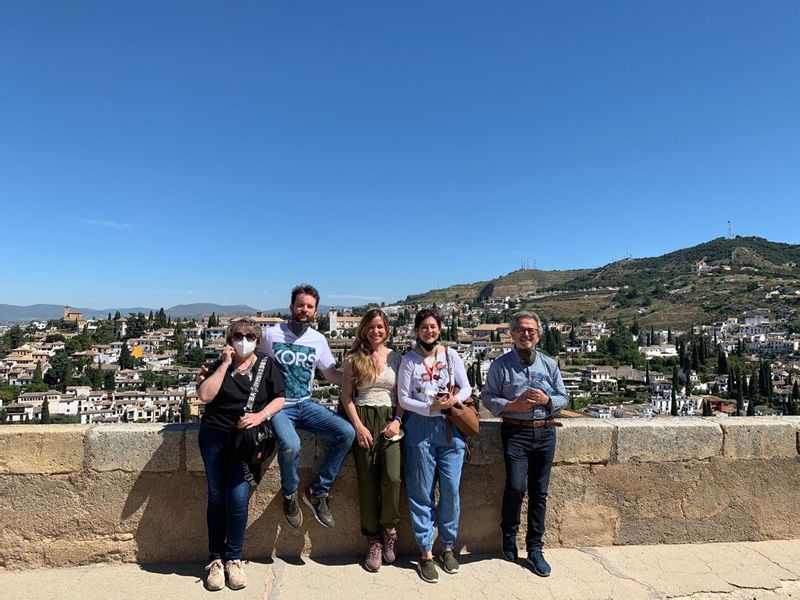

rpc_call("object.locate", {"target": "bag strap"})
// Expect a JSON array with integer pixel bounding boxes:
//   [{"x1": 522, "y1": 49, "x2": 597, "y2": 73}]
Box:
[
  {"x1": 444, "y1": 345, "x2": 453, "y2": 393},
  {"x1": 244, "y1": 357, "x2": 268, "y2": 413}
]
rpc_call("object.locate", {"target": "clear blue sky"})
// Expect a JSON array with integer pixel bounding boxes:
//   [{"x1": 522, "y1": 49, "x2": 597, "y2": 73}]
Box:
[{"x1": 1, "y1": 1, "x2": 798, "y2": 310}]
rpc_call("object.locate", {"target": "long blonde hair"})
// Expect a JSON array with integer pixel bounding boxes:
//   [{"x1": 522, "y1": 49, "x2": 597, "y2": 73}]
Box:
[{"x1": 348, "y1": 309, "x2": 391, "y2": 391}]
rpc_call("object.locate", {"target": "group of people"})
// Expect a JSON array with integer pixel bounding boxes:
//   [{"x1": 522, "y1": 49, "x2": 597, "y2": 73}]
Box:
[{"x1": 196, "y1": 284, "x2": 568, "y2": 590}]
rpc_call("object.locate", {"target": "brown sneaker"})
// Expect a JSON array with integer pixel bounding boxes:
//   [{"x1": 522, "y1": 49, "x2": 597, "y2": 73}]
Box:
[
  {"x1": 364, "y1": 538, "x2": 383, "y2": 572},
  {"x1": 224, "y1": 559, "x2": 247, "y2": 590},
  {"x1": 204, "y1": 559, "x2": 224, "y2": 591},
  {"x1": 382, "y1": 529, "x2": 398, "y2": 564}
]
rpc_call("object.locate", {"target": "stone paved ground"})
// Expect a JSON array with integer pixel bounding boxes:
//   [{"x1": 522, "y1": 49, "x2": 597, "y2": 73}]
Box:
[{"x1": 2, "y1": 540, "x2": 800, "y2": 600}]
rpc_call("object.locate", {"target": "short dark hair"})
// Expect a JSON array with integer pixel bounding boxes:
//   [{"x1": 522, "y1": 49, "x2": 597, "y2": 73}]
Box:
[
  {"x1": 291, "y1": 284, "x2": 320, "y2": 308},
  {"x1": 414, "y1": 307, "x2": 442, "y2": 330}
]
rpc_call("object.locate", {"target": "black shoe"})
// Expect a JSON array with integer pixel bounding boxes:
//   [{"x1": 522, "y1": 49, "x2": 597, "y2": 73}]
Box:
[
  {"x1": 527, "y1": 550, "x2": 551, "y2": 577},
  {"x1": 418, "y1": 558, "x2": 439, "y2": 583},
  {"x1": 303, "y1": 487, "x2": 334, "y2": 528},
  {"x1": 283, "y1": 492, "x2": 303, "y2": 528},
  {"x1": 501, "y1": 530, "x2": 518, "y2": 562},
  {"x1": 437, "y1": 549, "x2": 459, "y2": 574}
]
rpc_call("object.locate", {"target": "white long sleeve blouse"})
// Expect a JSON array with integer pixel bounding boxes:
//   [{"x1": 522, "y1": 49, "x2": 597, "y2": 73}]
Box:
[{"x1": 397, "y1": 346, "x2": 472, "y2": 417}]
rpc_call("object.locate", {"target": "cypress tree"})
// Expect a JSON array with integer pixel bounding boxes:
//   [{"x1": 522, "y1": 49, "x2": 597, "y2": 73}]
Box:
[
  {"x1": 41, "y1": 398, "x2": 51, "y2": 424},
  {"x1": 717, "y1": 346, "x2": 728, "y2": 375},
  {"x1": 736, "y1": 376, "x2": 744, "y2": 416},
  {"x1": 33, "y1": 362, "x2": 43, "y2": 385},
  {"x1": 181, "y1": 395, "x2": 192, "y2": 422},
  {"x1": 671, "y1": 367, "x2": 679, "y2": 416}
]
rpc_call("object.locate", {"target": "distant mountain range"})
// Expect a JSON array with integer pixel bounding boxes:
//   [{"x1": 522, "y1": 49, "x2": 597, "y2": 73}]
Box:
[
  {"x1": 0, "y1": 303, "x2": 346, "y2": 323},
  {"x1": 402, "y1": 236, "x2": 800, "y2": 329},
  {"x1": 0, "y1": 303, "x2": 261, "y2": 323}
]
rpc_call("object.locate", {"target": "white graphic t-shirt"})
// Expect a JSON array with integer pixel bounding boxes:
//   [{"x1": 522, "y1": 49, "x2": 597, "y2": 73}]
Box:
[{"x1": 257, "y1": 324, "x2": 336, "y2": 404}]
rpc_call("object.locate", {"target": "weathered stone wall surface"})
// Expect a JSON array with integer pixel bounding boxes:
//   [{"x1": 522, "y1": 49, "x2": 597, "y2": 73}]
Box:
[{"x1": 1, "y1": 417, "x2": 799, "y2": 569}]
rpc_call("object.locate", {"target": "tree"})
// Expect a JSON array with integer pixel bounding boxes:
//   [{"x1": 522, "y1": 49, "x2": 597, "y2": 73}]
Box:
[
  {"x1": 181, "y1": 395, "x2": 192, "y2": 423},
  {"x1": 187, "y1": 346, "x2": 207, "y2": 368},
  {"x1": 127, "y1": 312, "x2": 147, "y2": 338},
  {"x1": 103, "y1": 370, "x2": 116, "y2": 391},
  {"x1": 0, "y1": 407, "x2": 6, "y2": 424},
  {"x1": 736, "y1": 376, "x2": 744, "y2": 416},
  {"x1": 118, "y1": 343, "x2": 134, "y2": 369},
  {"x1": 670, "y1": 367, "x2": 679, "y2": 416},
  {"x1": 467, "y1": 364, "x2": 476, "y2": 387},
  {"x1": 789, "y1": 381, "x2": 800, "y2": 416},
  {"x1": 8, "y1": 325, "x2": 25, "y2": 349},
  {"x1": 41, "y1": 398, "x2": 51, "y2": 424},
  {"x1": 32, "y1": 362, "x2": 43, "y2": 385},
  {"x1": 691, "y1": 343, "x2": 700, "y2": 372},
  {"x1": 717, "y1": 346, "x2": 728, "y2": 375},
  {"x1": 155, "y1": 308, "x2": 168, "y2": 329},
  {"x1": 474, "y1": 361, "x2": 483, "y2": 389}
]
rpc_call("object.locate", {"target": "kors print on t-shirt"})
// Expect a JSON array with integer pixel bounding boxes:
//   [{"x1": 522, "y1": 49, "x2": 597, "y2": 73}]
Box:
[{"x1": 272, "y1": 342, "x2": 317, "y2": 399}]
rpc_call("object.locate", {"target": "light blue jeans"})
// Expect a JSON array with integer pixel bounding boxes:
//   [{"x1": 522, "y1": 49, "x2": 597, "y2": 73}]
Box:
[
  {"x1": 403, "y1": 412, "x2": 466, "y2": 553},
  {"x1": 270, "y1": 399, "x2": 355, "y2": 497}
]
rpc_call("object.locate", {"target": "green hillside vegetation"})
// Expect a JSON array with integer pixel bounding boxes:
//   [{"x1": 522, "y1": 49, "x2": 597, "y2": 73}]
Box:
[
  {"x1": 403, "y1": 268, "x2": 590, "y2": 305},
  {"x1": 402, "y1": 237, "x2": 800, "y2": 330}
]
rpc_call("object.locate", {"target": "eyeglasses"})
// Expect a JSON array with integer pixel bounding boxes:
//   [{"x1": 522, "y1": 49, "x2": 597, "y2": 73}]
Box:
[
  {"x1": 232, "y1": 332, "x2": 258, "y2": 342},
  {"x1": 513, "y1": 328, "x2": 539, "y2": 336}
]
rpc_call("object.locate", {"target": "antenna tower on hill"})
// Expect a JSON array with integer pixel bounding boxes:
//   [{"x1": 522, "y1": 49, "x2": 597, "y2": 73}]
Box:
[{"x1": 727, "y1": 220, "x2": 733, "y2": 239}]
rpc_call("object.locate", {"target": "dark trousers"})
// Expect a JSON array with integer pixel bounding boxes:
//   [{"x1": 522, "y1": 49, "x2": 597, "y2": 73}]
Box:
[
  {"x1": 199, "y1": 425, "x2": 250, "y2": 561},
  {"x1": 500, "y1": 423, "x2": 556, "y2": 552}
]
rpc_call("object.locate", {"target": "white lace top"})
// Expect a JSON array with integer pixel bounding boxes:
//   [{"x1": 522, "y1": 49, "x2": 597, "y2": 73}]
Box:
[{"x1": 354, "y1": 351, "x2": 402, "y2": 407}]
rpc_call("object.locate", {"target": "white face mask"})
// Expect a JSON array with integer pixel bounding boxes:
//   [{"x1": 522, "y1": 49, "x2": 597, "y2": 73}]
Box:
[{"x1": 233, "y1": 338, "x2": 256, "y2": 358}]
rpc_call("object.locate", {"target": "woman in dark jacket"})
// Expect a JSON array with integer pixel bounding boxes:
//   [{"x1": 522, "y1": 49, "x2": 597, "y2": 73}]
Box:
[{"x1": 197, "y1": 318, "x2": 285, "y2": 591}]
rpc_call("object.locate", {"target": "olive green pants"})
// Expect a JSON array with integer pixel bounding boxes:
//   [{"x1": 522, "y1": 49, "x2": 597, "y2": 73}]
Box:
[{"x1": 352, "y1": 405, "x2": 402, "y2": 537}]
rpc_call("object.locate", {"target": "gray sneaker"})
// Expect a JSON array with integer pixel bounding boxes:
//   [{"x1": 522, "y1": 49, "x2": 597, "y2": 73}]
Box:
[
  {"x1": 283, "y1": 492, "x2": 303, "y2": 528},
  {"x1": 418, "y1": 557, "x2": 439, "y2": 583},
  {"x1": 437, "y1": 549, "x2": 460, "y2": 574},
  {"x1": 303, "y1": 487, "x2": 334, "y2": 528}
]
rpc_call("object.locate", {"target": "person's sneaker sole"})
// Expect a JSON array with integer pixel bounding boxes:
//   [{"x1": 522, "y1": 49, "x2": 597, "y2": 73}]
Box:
[
  {"x1": 527, "y1": 556, "x2": 551, "y2": 577},
  {"x1": 302, "y1": 490, "x2": 333, "y2": 528}
]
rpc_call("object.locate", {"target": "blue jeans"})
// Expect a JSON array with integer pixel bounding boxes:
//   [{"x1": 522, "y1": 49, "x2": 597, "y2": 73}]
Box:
[
  {"x1": 500, "y1": 423, "x2": 557, "y2": 552},
  {"x1": 270, "y1": 400, "x2": 356, "y2": 496},
  {"x1": 403, "y1": 413, "x2": 466, "y2": 553},
  {"x1": 198, "y1": 425, "x2": 250, "y2": 561}
]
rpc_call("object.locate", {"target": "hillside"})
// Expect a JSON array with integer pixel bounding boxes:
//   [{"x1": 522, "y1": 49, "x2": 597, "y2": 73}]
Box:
[
  {"x1": 402, "y1": 237, "x2": 800, "y2": 329},
  {"x1": 403, "y1": 268, "x2": 591, "y2": 305}
]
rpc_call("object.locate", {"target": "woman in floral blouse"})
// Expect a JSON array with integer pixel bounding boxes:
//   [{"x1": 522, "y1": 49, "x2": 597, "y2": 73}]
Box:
[{"x1": 397, "y1": 308, "x2": 472, "y2": 584}]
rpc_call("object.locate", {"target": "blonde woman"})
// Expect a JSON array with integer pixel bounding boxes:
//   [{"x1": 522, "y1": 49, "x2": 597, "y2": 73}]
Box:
[{"x1": 340, "y1": 308, "x2": 404, "y2": 572}]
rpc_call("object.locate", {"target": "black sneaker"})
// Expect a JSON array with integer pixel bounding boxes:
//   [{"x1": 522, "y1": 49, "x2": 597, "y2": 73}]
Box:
[
  {"x1": 527, "y1": 550, "x2": 551, "y2": 577},
  {"x1": 283, "y1": 492, "x2": 303, "y2": 528},
  {"x1": 418, "y1": 557, "x2": 439, "y2": 583},
  {"x1": 501, "y1": 530, "x2": 518, "y2": 562},
  {"x1": 303, "y1": 487, "x2": 334, "y2": 528},
  {"x1": 437, "y1": 549, "x2": 460, "y2": 574}
]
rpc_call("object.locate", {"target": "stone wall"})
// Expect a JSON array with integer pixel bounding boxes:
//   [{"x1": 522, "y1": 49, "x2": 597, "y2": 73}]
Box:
[{"x1": 1, "y1": 417, "x2": 800, "y2": 569}]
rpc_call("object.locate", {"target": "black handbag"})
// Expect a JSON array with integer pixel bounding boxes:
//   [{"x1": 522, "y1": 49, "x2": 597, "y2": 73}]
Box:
[{"x1": 230, "y1": 358, "x2": 276, "y2": 486}]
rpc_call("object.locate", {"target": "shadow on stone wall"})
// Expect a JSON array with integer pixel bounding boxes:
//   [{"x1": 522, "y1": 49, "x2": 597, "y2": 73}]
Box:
[{"x1": 121, "y1": 424, "x2": 207, "y2": 572}]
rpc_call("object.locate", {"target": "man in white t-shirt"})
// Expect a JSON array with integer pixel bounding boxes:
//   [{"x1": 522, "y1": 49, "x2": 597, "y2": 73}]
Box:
[{"x1": 257, "y1": 284, "x2": 355, "y2": 529}]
